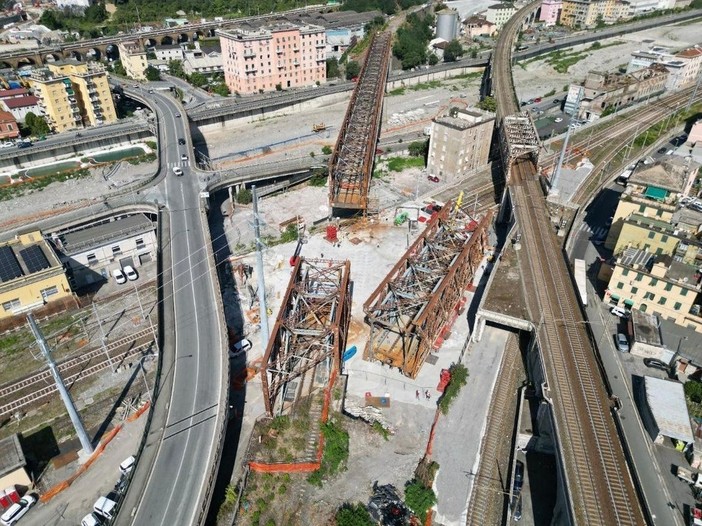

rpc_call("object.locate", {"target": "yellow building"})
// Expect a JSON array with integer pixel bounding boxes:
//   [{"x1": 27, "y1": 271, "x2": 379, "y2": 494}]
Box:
[
  {"x1": 607, "y1": 248, "x2": 702, "y2": 332},
  {"x1": 0, "y1": 231, "x2": 72, "y2": 320},
  {"x1": 561, "y1": 0, "x2": 632, "y2": 28},
  {"x1": 29, "y1": 61, "x2": 117, "y2": 133},
  {"x1": 117, "y1": 40, "x2": 148, "y2": 81}
]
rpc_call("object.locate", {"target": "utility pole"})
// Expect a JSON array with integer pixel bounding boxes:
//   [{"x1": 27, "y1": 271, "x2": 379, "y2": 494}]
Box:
[
  {"x1": 685, "y1": 71, "x2": 702, "y2": 113},
  {"x1": 92, "y1": 303, "x2": 115, "y2": 372},
  {"x1": 28, "y1": 314, "x2": 94, "y2": 455},
  {"x1": 550, "y1": 122, "x2": 573, "y2": 194},
  {"x1": 252, "y1": 186, "x2": 270, "y2": 350}
]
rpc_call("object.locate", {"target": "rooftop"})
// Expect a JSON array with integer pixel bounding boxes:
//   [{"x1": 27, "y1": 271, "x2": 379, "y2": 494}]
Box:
[
  {"x1": 617, "y1": 247, "x2": 701, "y2": 289},
  {"x1": 58, "y1": 214, "x2": 154, "y2": 254},
  {"x1": 644, "y1": 376, "x2": 693, "y2": 443},
  {"x1": 0, "y1": 109, "x2": 15, "y2": 122},
  {"x1": 0, "y1": 233, "x2": 63, "y2": 287},
  {"x1": 434, "y1": 107, "x2": 495, "y2": 130},
  {"x1": 1, "y1": 95, "x2": 38, "y2": 109},
  {"x1": 629, "y1": 157, "x2": 696, "y2": 193},
  {"x1": 631, "y1": 309, "x2": 664, "y2": 347},
  {"x1": 0, "y1": 88, "x2": 28, "y2": 98},
  {"x1": 0, "y1": 435, "x2": 26, "y2": 478},
  {"x1": 676, "y1": 46, "x2": 702, "y2": 59}
]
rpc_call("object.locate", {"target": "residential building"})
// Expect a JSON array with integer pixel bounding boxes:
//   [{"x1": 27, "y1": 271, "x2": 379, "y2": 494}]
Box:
[
  {"x1": 55, "y1": 0, "x2": 92, "y2": 8},
  {"x1": 0, "y1": 435, "x2": 32, "y2": 490},
  {"x1": 627, "y1": 45, "x2": 702, "y2": 90},
  {"x1": 326, "y1": 27, "x2": 366, "y2": 59},
  {"x1": 669, "y1": 46, "x2": 702, "y2": 89},
  {"x1": 0, "y1": 88, "x2": 29, "y2": 100},
  {"x1": 0, "y1": 231, "x2": 72, "y2": 320},
  {"x1": 28, "y1": 61, "x2": 116, "y2": 132},
  {"x1": 164, "y1": 18, "x2": 189, "y2": 28},
  {"x1": 607, "y1": 248, "x2": 702, "y2": 332},
  {"x1": 183, "y1": 43, "x2": 223, "y2": 75},
  {"x1": 117, "y1": 40, "x2": 148, "y2": 81},
  {"x1": 1, "y1": 95, "x2": 40, "y2": 123},
  {"x1": 626, "y1": 46, "x2": 671, "y2": 73},
  {"x1": 53, "y1": 214, "x2": 157, "y2": 289},
  {"x1": 485, "y1": 3, "x2": 517, "y2": 30},
  {"x1": 625, "y1": 0, "x2": 659, "y2": 14},
  {"x1": 462, "y1": 16, "x2": 496, "y2": 39},
  {"x1": 0, "y1": 110, "x2": 19, "y2": 140},
  {"x1": 154, "y1": 44, "x2": 183, "y2": 62},
  {"x1": 540, "y1": 0, "x2": 562, "y2": 25},
  {"x1": 427, "y1": 107, "x2": 495, "y2": 183},
  {"x1": 560, "y1": 0, "x2": 632, "y2": 28},
  {"x1": 218, "y1": 23, "x2": 326, "y2": 95},
  {"x1": 576, "y1": 65, "x2": 668, "y2": 121},
  {"x1": 564, "y1": 84, "x2": 584, "y2": 115},
  {"x1": 689, "y1": 119, "x2": 702, "y2": 145}
]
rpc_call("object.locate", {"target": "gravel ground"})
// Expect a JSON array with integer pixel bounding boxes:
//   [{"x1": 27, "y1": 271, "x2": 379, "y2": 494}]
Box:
[{"x1": 513, "y1": 20, "x2": 702, "y2": 101}]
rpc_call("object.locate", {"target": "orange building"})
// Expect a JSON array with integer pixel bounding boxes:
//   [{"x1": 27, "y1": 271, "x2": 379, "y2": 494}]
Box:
[{"x1": 0, "y1": 110, "x2": 19, "y2": 140}]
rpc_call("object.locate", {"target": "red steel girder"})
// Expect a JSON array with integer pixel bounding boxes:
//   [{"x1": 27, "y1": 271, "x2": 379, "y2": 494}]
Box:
[
  {"x1": 363, "y1": 208, "x2": 494, "y2": 378},
  {"x1": 260, "y1": 258, "x2": 352, "y2": 416},
  {"x1": 328, "y1": 31, "x2": 391, "y2": 214}
]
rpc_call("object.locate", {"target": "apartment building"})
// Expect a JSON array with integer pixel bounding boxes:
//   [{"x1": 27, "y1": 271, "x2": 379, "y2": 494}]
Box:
[
  {"x1": 540, "y1": 0, "x2": 562, "y2": 25},
  {"x1": 218, "y1": 23, "x2": 326, "y2": 95},
  {"x1": 576, "y1": 65, "x2": 668, "y2": 120},
  {"x1": 427, "y1": 108, "x2": 495, "y2": 183},
  {"x1": 29, "y1": 61, "x2": 117, "y2": 133},
  {"x1": 154, "y1": 44, "x2": 183, "y2": 62},
  {"x1": 607, "y1": 248, "x2": 702, "y2": 332},
  {"x1": 560, "y1": 0, "x2": 632, "y2": 28},
  {"x1": 118, "y1": 40, "x2": 148, "y2": 81},
  {"x1": 627, "y1": 45, "x2": 702, "y2": 90},
  {"x1": 183, "y1": 43, "x2": 223, "y2": 75},
  {"x1": 0, "y1": 231, "x2": 72, "y2": 320},
  {"x1": 462, "y1": 16, "x2": 496, "y2": 38},
  {"x1": 0, "y1": 110, "x2": 18, "y2": 140},
  {"x1": 485, "y1": 3, "x2": 517, "y2": 30}
]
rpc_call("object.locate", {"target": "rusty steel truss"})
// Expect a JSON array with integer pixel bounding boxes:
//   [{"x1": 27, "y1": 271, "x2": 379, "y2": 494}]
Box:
[
  {"x1": 328, "y1": 31, "x2": 391, "y2": 214},
  {"x1": 499, "y1": 111, "x2": 540, "y2": 181},
  {"x1": 260, "y1": 258, "x2": 352, "y2": 416},
  {"x1": 363, "y1": 207, "x2": 494, "y2": 378}
]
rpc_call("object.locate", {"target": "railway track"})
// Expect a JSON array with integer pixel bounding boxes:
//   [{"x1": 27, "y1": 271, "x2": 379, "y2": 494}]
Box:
[{"x1": 0, "y1": 327, "x2": 156, "y2": 417}]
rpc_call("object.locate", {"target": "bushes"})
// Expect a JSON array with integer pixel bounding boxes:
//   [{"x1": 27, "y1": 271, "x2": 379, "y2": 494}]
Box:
[
  {"x1": 336, "y1": 503, "x2": 374, "y2": 526},
  {"x1": 438, "y1": 363, "x2": 469, "y2": 415},
  {"x1": 685, "y1": 381, "x2": 702, "y2": 404},
  {"x1": 404, "y1": 479, "x2": 436, "y2": 522},
  {"x1": 307, "y1": 420, "x2": 349, "y2": 487}
]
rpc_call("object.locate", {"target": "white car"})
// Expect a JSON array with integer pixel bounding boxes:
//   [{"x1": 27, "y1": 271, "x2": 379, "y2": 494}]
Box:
[
  {"x1": 119, "y1": 455, "x2": 136, "y2": 475},
  {"x1": 112, "y1": 268, "x2": 127, "y2": 285},
  {"x1": 81, "y1": 513, "x2": 105, "y2": 526},
  {"x1": 554, "y1": 117, "x2": 563, "y2": 123},
  {"x1": 230, "y1": 338, "x2": 252, "y2": 359},
  {"x1": 123, "y1": 265, "x2": 138, "y2": 281},
  {"x1": 181, "y1": 153, "x2": 188, "y2": 161},
  {"x1": 1, "y1": 495, "x2": 36, "y2": 525},
  {"x1": 173, "y1": 167, "x2": 183, "y2": 176}
]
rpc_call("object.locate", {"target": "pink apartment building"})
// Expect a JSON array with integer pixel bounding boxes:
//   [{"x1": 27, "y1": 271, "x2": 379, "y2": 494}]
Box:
[
  {"x1": 218, "y1": 23, "x2": 326, "y2": 95},
  {"x1": 539, "y1": 0, "x2": 562, "y2": 25}
]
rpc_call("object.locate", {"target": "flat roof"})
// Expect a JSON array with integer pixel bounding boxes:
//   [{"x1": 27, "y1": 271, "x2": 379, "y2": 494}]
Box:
[
  {"x1": 631, "y1": 309, "x2": 664, "y2": 347},
  {"x1": 59, "y1": 214, "x2": 154, "y2": 254},
  {"x1": 645, "y1": 376, "x2": 693, "y2": 443},
  {"x1": 0, "y1": 435, "x2": 26, "y2": 478}
]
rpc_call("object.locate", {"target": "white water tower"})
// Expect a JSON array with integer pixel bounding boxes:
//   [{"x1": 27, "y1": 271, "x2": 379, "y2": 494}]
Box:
[{"x1": 436, "y1": 10, "x2": 459, "y2": 41}]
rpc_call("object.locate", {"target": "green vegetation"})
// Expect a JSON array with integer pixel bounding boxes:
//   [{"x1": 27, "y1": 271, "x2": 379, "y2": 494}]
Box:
[
  {"x1": 236, "y1": 188, "x2": 252, "y2": 205},
  {"x1": 144, "y1": 66, "x2": 161, "y2": 81},
  {"x1": 386, "y1": 156, "x2": 425, "y2": 172},
  {"x1": 393, "y1": 11, "x2": 434, "y2": 70},
  {"x1": 341, "y1": 0, "x2": 425, "y2": 15},
  {"x1": 345, "y1": 60, "x2": 361, "y2": 80},
  {"x1": 23, "y1": 112, "x2": 50, "y2": 137},
  {"x1": 686, "y1": 380, "x2": 702, "y2": 418},
  {"x1": 388, "y1": 87, "x2": 406, "y2": 96},
  {"x1": 126, "y1": 152, "x2": 157, "y2": 165},
  {"x1": 309, "y1": 167, "x2": 328, "y2": 187},
  {"x1": 443, "y1": 39, "x2": 464, "y2": 63},
  {"x1": 408, "y1": 140, "x2": 428, "y2": 158},
  {"x1": 371, "y1": 421, "x2": 390, "y2": 440},
  {"x1": 335, "y1": 503, "x2": 374, "y2": 526},
  {"x1": 39, "y1": 3, "x2": 108, "y2": 38},
  {"x1": 279, "y1": 224, "x2": 299, "y2": 244},
  {"x1": 0, "y1": 168, "x2": 91, "y2": 202},
  {"x1": 404, "y1": 479, "x2": 437, "y2": 522},
  {"x1": 543, "y1": 88, "x2": 556, "y2": 98},
  {"x1": 307, "y1": 419, "x2": 349, "y2": 487},
  {"x1": 478, "y1": 96, "x2": 496, "y2": 113},
  {"x1": 322, "y1": 145, "x2": 333, "y2": 155},
  {"x1": 145, "y1": 140, "x2": 157, "y2": 151},
  {"x1": 438, "y1": 363, "x2": 469, "y2": 415},
  {"x1": 327, "y1": 58, "x2": 341, "y2": 79}
]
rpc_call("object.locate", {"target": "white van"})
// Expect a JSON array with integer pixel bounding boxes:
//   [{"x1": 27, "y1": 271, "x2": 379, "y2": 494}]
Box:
[
  {"x1": 610, "y1": 306, "x2": 628, "y2": 318},
  {"x1": 81, "y1": 513, "x2": 105, "y2": 526},
  {"x1": 93, "y1": 497, "x2": 117, "y2": 521},
  {"x1": 119, "y1": 455, "x2": 135, "y2": 475}
]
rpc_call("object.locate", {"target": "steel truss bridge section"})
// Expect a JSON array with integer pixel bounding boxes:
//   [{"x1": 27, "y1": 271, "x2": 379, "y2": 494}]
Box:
[
  {"x1": 499, "y1": 111, "x2": 540, "y2": 182},
  {"x1": 328, "y1": 32, "x2": 391, "y2": 215},
  {"x1": 260, "y1": 257, "x2": 352, "y2": 416},
  {"x1": 363, "y1": 208, "x2": 493, "y2": 378}
]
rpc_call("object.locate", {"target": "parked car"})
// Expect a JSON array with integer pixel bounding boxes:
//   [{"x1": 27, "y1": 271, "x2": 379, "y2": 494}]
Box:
[
  {"x1": 119, "y1": 455, "x2": 135, "y2": 475},
  {"x1": 123, "y1": 265, "x2": 138, "y2": 281},
  {"x1": 427, "y1": 175, "x2": 440, "y2": 183},
  {"x1": 230, "y1": 338, "x2": 252, "y2": 359},
  {"x1": 552, "y1": 98, "x2": 560, "y2": 104},
  {"x1": 610, "y1": 306, "x2": 629, "y2": 318},
  {"x1": 554, "y1": 117, "x2": 563, "y2": 123},
  {"x1": 533, "y1": 97, "x2": 542, "y2": 103},
  {"x1": 657, "y1": 147, "x2": 667, "y2": 154},
  {"x1": 93, "y1": 496, "x2": 117, "y2": 521},
  {"x1": 17, "y1": 141, "x2": 32, "y2": 149},
  {"x1": 173, "y1": 167, "x2": 183, "y2": 176},
  {"x1": 81, "y1": 513, "x2": 106, "y2": 526},
  {"x1": 644, "y1": 357, "x2": 671, "y2": 372},
  {"x1": 178, "y1": 138, "x2": 186, "y2": 145},
  {"x1": 112, "y1": 268, "x2": 127, "y2": 285},
  {"x1": 616, "y1": 333, "x2": 630, "y2": 352},
  {"x1": 1, "y1": 495, "x2": 36, "y2": 525}
]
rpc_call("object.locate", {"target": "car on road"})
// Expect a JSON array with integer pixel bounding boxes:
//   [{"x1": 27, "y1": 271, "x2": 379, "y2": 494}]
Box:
[
  {"x1": 644, "y1": 357, "x2": 671, "y2": 372},
  {"x1": 173, "y1": 166, "x2": 183, "y2": 176},
  {"x1": 527, "y1": 98, "x2": 534, "y2": 104},
  {"x1": 181, "y1": 153, "x2": 188, "y2": 161},
  {"x1": 123, "y1": 265, "x2": 138, "y2": 281},
  {"x1": 175, "y1": 113, "x2": 181, "y2": 118},
  {"x1": 17, "y1": 141, "x2": 32, "y2": 149},
  {"x1": 554, "y1": 117, "x2": 563, "y2": 123},
  {"x1": 533, "y1": 97, "x2": 542, "y2": 103},
  {"x1": 148, "y1": 89, "x2": 154, "y2": 94},
  {"x1": 230, "y1": 338, "x2": 252, "y2": 359},
  {"x1": 427, "y1": 175, "x2": 440, "y2": 183},
  {"x1": 570, "y1": 122, "x2": 582, "y2": 128},
  {"x1": 1, "y1": 495, "x2": 36, "y2": 525},
  {"x1": 112, "y1": 268, "x2": 127, "y2": 285},
  {"x1": 610, "y1": 306, "x2": 629, "y2": 318},
  {"x1": 178, "y1": 138, "x2": 186, "y2": 145},
  {"x1": 657, "y1": 147, "x2": 667, "y2": 154},
  {"x1": 616, "y1": 333, "x2": 630, "y2": 352},
  {"x1": 552, "y1": 98, "x2": 560, "y2": 104},
  {"x1": 520, "y1": 101, "x2": 528, "y2": 107}
]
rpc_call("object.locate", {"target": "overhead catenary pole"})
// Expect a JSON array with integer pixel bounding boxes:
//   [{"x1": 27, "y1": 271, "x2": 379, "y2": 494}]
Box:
[
  {"x1": 252, "y1": 186, "x2": 270, "y2": 350},
  {"x1": 27, "y1": 313, "x2": 94, "y2": 455},
  {"x1": 550, "y1": 121, "x2": 573, "y2": 194}
]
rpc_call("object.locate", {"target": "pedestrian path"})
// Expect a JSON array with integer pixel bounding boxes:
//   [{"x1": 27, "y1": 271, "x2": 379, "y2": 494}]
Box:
[{"x1": 577, "y1": 222, "x2": 608, "y2": 239}]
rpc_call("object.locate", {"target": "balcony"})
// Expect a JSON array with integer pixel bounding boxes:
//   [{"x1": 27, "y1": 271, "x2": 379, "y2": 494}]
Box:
[
  {"x1": 293, "y1": 46, "x2": 300, "y2": 52},
  {"x1": 244, "y1": 48, "x2": 256, "y2": 58},
  {"x1": 68, "y1": 97, "x2": 76, "y2": 103},
  {"x1": 74, "y1": 115, "x2": 82, "y2": 122},
  {"x1": 72, "y1": 107, "x2": 81, "y2": 115},
  {"x1": 66, "y1": 89, "x2": 74, "y2": 96},
  {"x1": 245, "y1": 66, "x2": 257, "y2": 73},
  {"x1": 276, "y1": 48, "x2": 283, "y2": 54},
  {"x1": 316, "y1": 42, "x2": 325, "y2": 49},
  {"x1": 293, "y1": 60, "x2": 300, "y2": 66},
  {"x1": 277, "y1": 63, "x2": 285, "y2": 69}
]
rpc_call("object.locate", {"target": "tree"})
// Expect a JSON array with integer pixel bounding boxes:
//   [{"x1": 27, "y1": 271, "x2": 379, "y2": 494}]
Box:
[
  {"x1": 326, "y1": 57, "x2": 340, "y2": 78},
  {"x1": 144, "y1": 66, "x2": 161, "y2": 81},
  {"x1": 408, "y1": 140, "x2": 428, "y2": 158},
  {"x1": 685, "y1": 381, "x2": 702, "y2": 404},
  {"x1": 211, "y1": 83, "x2": 229, "y2": 96},
  {"x1": 404, "y1": 480, "x2": 436, "y2": 522},
  {"x1": 23, "y1": 112, "x2": 50, "y2": 136},
  {"x1": 84, "y1": 2, "x2": 108, "y2": 23},
  {"x1": 189, "y1": 72, "x2": 207, "y2": 87},
  {"x1": 168, "y1": 59, "x2": 185, "y2": 78},
  {"x1": 345, "y1": 60, "x2": 360, "y2": 80},
  {"x1": 236, "y1": 188, "x2": 252, "y2": 204},
  {"x1": 39, "y1": 9, "x2": 61, "y2": 30},
  {"x1": 335, "y1": 502, "x2": 374, "y2": 526},
  {"x1": 478, "y1": 96, "x2": 497, "y2": 113},
  {"x1": 428, "y1": 53, "x2": 439, "y2": 66},
  {"x1": 443, "y1": 39, "x2": 464, "y2": 62},
  {"x1": 112, "y1": 60, "x2": 127, "y2": 77}
]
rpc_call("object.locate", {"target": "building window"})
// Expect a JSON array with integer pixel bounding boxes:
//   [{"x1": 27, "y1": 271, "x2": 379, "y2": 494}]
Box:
[
  {"x1": 639, "y1": 204, "x2": 646, "y2": 213},
  {"x1": 644, "y1": 292, "x2": 655, "y2": 300},
  {"x1": 87, "y1": 253, "x2": 97, "y2": 266},
  {"x1": 661, "y1": 235, "x2": 668, "y2": 242},
  {"x1": 2, "y1": 298, "x2": 20, "y2": 312},
  {"x1": 664, "y1": 282, "x2": 672, "y2": 291},
  {"x1": 681, "y1": 289, "x2": 688, "y2": 296},
  {"x1": 112, "y1": 245, "x2": 121, "y2": 256},
  {"x1": 647, "y1": 231, "x2": 655, "y2": 239},
  {"x1": 135, "y1": 238, "x2": 145, "y2": 250},
  {"x1": 616, "y1": 282, "x2": 623, "y2": 289},
  {"x1": 635, "y1": 274, "x2": 643, "y2": 282},
  {"x1": 650, "y1": 278, "x2": 658, "y2": 286},
  {"x1": 622, "y1": 269, "x2": 629, "y2": 276},
  {"x1": 674, "y1": 302, "x2": 682, "y2": 311},
  {"x1": 41, "y1": 286, "x2": 59, "y2": 300},
  {"x1": 658, "y1": 297, "x2": 666, "y2": 305},
  {"x1": 631, "y1": 287, "x2": 638, "y2": 294}
]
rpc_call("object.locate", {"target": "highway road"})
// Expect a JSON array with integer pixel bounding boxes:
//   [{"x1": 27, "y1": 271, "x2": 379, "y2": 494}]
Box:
[{"x1": 115, "y1": 89, "x2": 226, "y2": 526}]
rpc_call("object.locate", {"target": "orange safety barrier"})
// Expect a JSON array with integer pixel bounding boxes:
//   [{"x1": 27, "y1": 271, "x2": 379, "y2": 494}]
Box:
[
  {"x1": 127, "y1": 401, "x2": 151, "y2": 422},
  {"x1": 424, "y1": 409, "x2": 441, "y2": 458},
  {"x1": 249, "y1": 461, "x2": 321, "y2": 474},
  {"x1": 39, "y1": 481, "x2": 70, "y2": 502}
]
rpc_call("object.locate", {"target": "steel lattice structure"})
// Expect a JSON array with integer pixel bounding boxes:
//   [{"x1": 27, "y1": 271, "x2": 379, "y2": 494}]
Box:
[
  {"x1": 499, "y1": 111, "x2": 540, "y2": 182},
  {"x1": 328, "y1": 31, "x2": 391, "y2": 214},
  {"x1": 260, "y1": 258, "x2": 352, "y2": 416},
  {"x1": 363, "y1": 208, "x2": 493, "y2": 378}
]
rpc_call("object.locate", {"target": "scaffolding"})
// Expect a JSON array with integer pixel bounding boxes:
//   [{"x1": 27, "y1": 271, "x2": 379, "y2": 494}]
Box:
[
  {"x1": 260, "y1": 258, "x2": 352, "y2": 416},
  {"x1": 328, "y1": 32, "x2": 391, "y2": 214},
  {"x1": 499, "y1": 111, "x2": 540, "y2": 182},
  {"x1": 363, "y1": 208, "x2": 494, "y2": 378}
]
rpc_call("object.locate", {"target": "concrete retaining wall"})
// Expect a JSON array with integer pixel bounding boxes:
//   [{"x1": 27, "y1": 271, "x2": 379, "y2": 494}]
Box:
[{"x1": 385, "y1": 66, "x2": 484, "y2": 90}]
